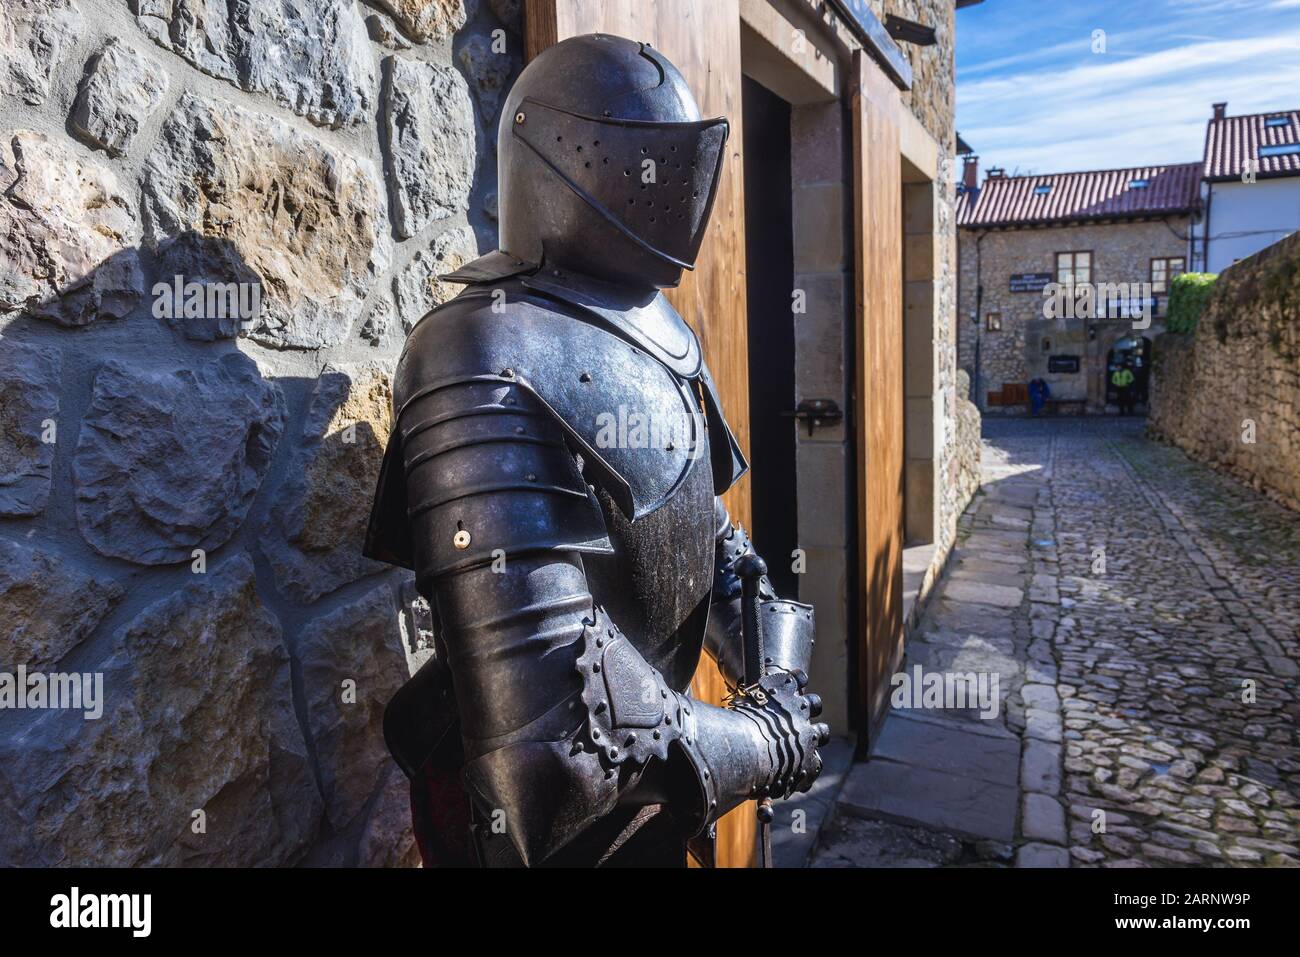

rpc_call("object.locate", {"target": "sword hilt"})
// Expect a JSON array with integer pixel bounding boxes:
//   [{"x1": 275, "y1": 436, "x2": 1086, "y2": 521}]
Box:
[{"x1": 735, "y1": 553, "x2": 767, "y2": 687}]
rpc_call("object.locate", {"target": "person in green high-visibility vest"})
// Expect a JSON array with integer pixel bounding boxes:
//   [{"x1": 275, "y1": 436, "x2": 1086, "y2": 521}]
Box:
[{"x1": 1111, "y1": 365, "x2": 1136, "y2": 415}]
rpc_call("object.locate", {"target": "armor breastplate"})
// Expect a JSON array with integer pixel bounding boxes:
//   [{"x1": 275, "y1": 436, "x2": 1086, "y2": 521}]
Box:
[
  {"x1": 584, "y1": 427, "x2": 714, "y2": 691},
  {"x1": 369, "y1": 276, "x2": 738, "y2": 689}
]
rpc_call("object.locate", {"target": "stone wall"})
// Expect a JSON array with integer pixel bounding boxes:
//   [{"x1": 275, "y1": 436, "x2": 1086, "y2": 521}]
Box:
[
  {"x1": 868, "y1": 0, "x2": 955, "y2": 153},
  {"x1": 0, "y1": 0, "x2": 520, "y2": 866},
  {"x1": 958, "y1": 217, "x2": 1191, "y2": 411},
  {"x1": 950, "y1": 369, "x2": 982, "y2": 511},
  {"x1": 1148, "y1": 231, "x2": 1300, "y2": 512}
]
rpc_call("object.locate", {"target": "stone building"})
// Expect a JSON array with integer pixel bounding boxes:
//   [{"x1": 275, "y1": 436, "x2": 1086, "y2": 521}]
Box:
[
  {"x1": 957, "y1": 161, "x2": 1202, "y2": 413},
  {"x1": 0, "y1": 0, "x2": 980, "y2": 868}
]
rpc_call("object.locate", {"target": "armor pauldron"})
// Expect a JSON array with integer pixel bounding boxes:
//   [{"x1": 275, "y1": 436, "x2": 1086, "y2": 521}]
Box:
[{"x1": 396, "y1": 375, "x2": 614, "y2": 580}]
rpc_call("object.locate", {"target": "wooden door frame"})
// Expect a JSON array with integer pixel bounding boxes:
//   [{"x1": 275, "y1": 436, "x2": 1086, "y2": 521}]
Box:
[{"x1": 849, "y1": 47, "x2": 905, "y2": 753}]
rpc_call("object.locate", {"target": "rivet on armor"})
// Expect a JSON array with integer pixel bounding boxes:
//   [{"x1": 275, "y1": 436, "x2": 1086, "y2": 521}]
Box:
[
  {"x1": 515, "y1": 111, "x2": 526, "y2": 124},
  {"x1": 526, "y1": 473, "x2": 537, "y2": 482},
  {"x1": 625, "y1": 734, "x2": 636, "y2": 746},
  {"x1": 595, "y1": 637, "x2": 604, "y2": 647},
  {"x1": 609, "y1": 748, "x2": 619, "y2": 759},
  {"x1": 592, "y1": 728, "x2": 600, "y2": 739},
  {"x1": 653, "y1": 730, "x2": 661, "y2": 740},
  {"x1": 500, "y1": 368, "x2": 514, "y2": 378},
  {"x1": 579, "y1": 371, "x2": 591, "y2": 382},
  {"x1": 452, "y1": 529, "x2": 471, "y2": 549},
  {"x1": 595, "y1": 701, "x2": 607, "y2": 714}
]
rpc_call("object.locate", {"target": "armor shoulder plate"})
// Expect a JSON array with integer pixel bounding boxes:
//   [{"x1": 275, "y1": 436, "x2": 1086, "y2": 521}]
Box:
[{"x1": 404, "y1": 287, "x2": 706, "y2": 510}]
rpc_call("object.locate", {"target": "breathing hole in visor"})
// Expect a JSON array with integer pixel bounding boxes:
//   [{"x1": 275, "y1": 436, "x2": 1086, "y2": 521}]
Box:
[{"x1": 514, "y1": 98, "x2": 728, "y2": 269}]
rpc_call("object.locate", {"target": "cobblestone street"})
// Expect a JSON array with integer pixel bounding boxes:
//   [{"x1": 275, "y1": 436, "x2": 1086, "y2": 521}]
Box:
[{"x1": 813, "y1": 417, "x2": 1300, "y2": 868}]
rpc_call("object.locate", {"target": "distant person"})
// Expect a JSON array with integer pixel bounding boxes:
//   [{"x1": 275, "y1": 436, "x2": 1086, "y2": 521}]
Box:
[
  {"x1": 1111, "y1": 365, "x2": 1135, "y2": 415},
  {"x1": 1029, "y1": 377, "x2": 1051, "y2": 416}
]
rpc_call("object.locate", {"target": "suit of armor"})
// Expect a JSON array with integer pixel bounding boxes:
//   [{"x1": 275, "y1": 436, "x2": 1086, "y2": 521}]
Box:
[{"x1": 366, "y1": 33, "x2": 828, "y2": 867}]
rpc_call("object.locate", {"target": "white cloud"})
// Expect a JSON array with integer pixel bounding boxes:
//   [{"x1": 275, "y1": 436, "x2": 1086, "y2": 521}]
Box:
[{"x1": 958, "y1": 33, "x2": 1300, "y2": 174}]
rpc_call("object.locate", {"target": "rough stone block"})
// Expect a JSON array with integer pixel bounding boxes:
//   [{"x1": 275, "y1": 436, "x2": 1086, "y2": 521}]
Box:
[
  {"x1": 0, "y1": 339, "x2": 60, "y2": 515},
  {"x1": 70, "y1": 38, "x2": 168, "y2": 157},
  {"x1": 73, "y1": 355, "x2": 284, "y2": 564}
]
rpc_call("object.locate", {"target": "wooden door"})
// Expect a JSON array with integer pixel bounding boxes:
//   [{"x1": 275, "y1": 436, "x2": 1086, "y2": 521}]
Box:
[
  {"x1": 850, "y1": 50, "x2": 905, "y2": 745},
  {"x1": 523, "y1": 0, "x2": 755, "y2": 867}
]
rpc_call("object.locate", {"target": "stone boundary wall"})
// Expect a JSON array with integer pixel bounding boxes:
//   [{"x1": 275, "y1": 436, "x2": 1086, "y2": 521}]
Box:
[
  {"x1": 950, "y1": 369, "x2": 982, "y2": 516},
  {"x1": 0, "y1": 0, "x2": 521, "y2": 866},
  {"x1": 1148, "y1": 231, "x2": 1300, "y2": 512}
]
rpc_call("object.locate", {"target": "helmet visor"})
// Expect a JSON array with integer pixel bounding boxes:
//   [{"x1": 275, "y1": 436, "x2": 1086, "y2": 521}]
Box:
[{"x1": 513, "y1": 98, "x2": 729, "y2": 270}]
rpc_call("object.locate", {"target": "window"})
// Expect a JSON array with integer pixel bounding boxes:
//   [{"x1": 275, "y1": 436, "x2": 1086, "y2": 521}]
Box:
[
  {"x1": 1056, "y1": 251, "x2": 1091, "y2": 286},
  {"x1": 986, "y1": 312, "x2": 1002, "y2": 332},
  {"x1": 1264, "y1": 115, "x2": 1290, "y2": 128},
  {"x1": 1128, "y1": 178, "x2": 1149, "y2": 188},
  {"x1": 1033, "y1": 184, "x2": 1052, "y2": 195},
  {"x1": 1259, "y1": 143, "x2": 1300, "y2": 158},
  {"x1": 1151, "y1": 256, "x2": 1186, "y2": 294}
]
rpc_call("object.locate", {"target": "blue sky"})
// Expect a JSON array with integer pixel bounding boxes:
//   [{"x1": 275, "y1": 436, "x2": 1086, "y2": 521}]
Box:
[{"x1": 955, "y1": 0, "x2": 1300, "y2": 177}]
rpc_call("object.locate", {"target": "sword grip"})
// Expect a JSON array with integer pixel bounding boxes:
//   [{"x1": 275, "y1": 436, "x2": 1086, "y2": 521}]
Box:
[{"x1": 735, "y1": 553, "x2": 767, "y2": 686}]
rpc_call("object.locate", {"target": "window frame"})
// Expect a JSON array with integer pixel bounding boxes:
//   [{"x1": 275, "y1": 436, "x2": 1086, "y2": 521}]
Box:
[
  {"x1": 985, "y1": 311, "x2": 1002, "y2": 332},
  {"x1": 1150, "y1": 256, "x2": 1186, "y2": 295},
  {"x1": 1055, "y1": 250, "x2": 1093, "y2": 287}
]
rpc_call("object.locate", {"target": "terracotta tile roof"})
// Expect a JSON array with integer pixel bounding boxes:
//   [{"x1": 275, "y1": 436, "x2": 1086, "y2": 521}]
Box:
[
  {"x1": 1203, "y1": 108, "x2": 1300, "y2": 181},
  {"x1": 957, "y1": 163, "x2": 1202, "y2": 228}
]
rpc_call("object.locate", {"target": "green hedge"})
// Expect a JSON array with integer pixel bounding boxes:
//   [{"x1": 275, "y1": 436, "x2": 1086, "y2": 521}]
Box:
[{"x1": 1165, "y1": 272, "x2": 1217, "y2": 333}]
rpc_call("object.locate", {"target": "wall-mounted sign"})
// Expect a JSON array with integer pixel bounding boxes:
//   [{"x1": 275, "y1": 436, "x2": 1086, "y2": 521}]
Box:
[
  {"x1": 1010, "y1": 272, "x2": 1053, "y2": 293},
  {"x1": 1101, "y1": 297, "x2": 1157, "y2": 319},
  {"x1": 1047, "y1": 355, "x2": 1081, "y2": 374}
]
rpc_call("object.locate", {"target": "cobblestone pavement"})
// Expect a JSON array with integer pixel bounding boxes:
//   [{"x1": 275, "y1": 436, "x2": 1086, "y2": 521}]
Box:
[{"x1": 812, "y1": 416, "x2": 1300, "y2": 868}]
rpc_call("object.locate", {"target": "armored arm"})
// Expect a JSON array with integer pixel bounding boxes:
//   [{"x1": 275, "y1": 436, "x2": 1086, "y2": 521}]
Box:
[
  {"x1": 389, "y1": 363, "x2": 825, "y2": 864},
  {"x1": 705, "y1": 498, "x2": 818, "y2": 691}
]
